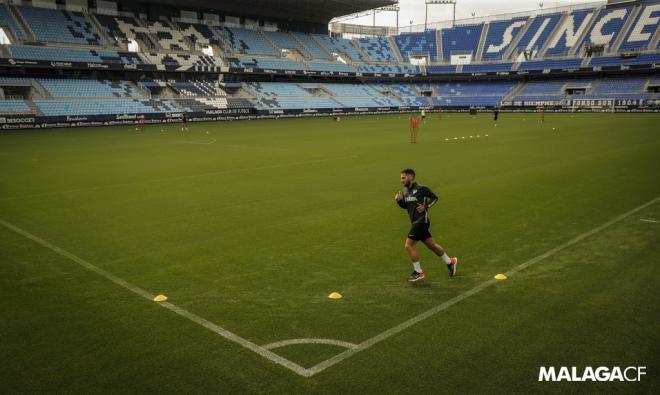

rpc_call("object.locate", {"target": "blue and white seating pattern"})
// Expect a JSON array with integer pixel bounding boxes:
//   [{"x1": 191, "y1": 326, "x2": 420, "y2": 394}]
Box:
[
  {"x1": 394, "y1": 31, "x2": 438, "y2": 62},
  {"x1": 482, "y1": 17, "x2": 527, "y2": 60},
  {"x1": 219, "y1": 27, "x2": 277, "y2": 56},
  {"x1": 18, "y1": 6, "x2": 104, "y2": 45},
  {"x1": 38, "y1": 79, "x2": 141, "y2": 98},
  {"x1": 357, "y1": 37, "x2": 397, "y2": 62},
  {"x1": 312, "y1": 35, "x2": 365, "y2": 62},
  {"x1": 619, "y1": 4, "x2": 660, "y2": 51},
  {"x1": 513, "y1": 13, "x2": 563, "y2": 55},
  {"x1": 545, "y1": 8, "x2": 595, "y2": 56},
  {"x1": 578, "y1": 6, "x2": 632, "y2": 53}
]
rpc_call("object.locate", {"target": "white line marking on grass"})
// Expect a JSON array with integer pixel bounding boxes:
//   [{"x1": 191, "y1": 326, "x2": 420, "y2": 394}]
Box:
[
  {"x1": 305, "y1": 195, "x2": 660, "y2": 377},
  {"x1": 640, "y1": 219, "x2": 659, "y2": 224},
  {"x1": 0, "y1": 219, "x2": 313, "y2": 377},
  {"x1": 0, "y1": 155, "x2": 358, "y2": 202},
  {"x1": 263, "y1": 338, "x2": 357, "y2": 350},
  {"x1": 176, "y1": 138, "x2": 217, "y2": 145}
]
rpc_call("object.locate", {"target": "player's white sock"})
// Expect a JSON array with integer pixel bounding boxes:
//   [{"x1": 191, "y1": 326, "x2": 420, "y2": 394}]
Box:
[
  {"x1": 413, "y1": 261, "x2": 422, "y2": 273},
  {"x1": 441, "y1": 253, "x2": 451, "y2": 264}
]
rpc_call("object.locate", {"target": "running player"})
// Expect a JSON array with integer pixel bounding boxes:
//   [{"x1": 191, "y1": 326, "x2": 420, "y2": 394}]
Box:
[
  {"x1": 395, "y1": 168, "x2": 458, "y2": 282},
  {"x1": 493, "y1": 107, "x2": 499, "y2": 126},
  {"x1": 420, "y1": 108, "x2": 426, "y2": 124}
]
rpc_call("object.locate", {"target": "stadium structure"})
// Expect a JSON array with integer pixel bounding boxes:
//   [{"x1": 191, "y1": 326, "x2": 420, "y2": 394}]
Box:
[
  {"x1": 0, "y1": 1, "x2": 660, "y2": 128},
  {"x1": 0, "y1": 0, "x2": 657, "y2": 129}
]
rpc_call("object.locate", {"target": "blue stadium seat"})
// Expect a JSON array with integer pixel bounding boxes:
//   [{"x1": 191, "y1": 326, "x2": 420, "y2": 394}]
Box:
[
  {"x1": 18, "y1": 6, "x2": 104, "y2": 45},
  {"x1": 482, "y1": 18, "x2": 528, "y2": 60},
  {"x1": 619, "y1": 4, "x2": 660, "y2": 51},
  {"x1": 442, "y1": 24, "x2": 484, "y2": 61},
  {"x1": 513, "y1": 13, "x2": 563, "y2": 55},
  {"x1": 545, "y1": 8, "x2": 595, "y2": 56},
  {"x1": 0, "y1": 5, "x2": 26, "y2": 40},
  {"x1": 394, "y1": 31, "x2": 438, "y2": 62},
  {"x1": 356, "y1": 37, "x2": 397, "y2": 62}
]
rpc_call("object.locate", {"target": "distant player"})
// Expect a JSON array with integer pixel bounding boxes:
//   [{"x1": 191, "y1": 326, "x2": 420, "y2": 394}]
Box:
[
  {"x1": 136, "y1": 114, "x2": 145, "y2": 131},
  {"x1": 493, "y1": 108, "x2": 499, "y2": 126},
  {"x1": 181, "y1": 112, "x2": 189, "y2": 132},
  {"x1": 395, "y1": 168, "x2": 458, "y2": 282},
  {"x1": 420, "y1": 108, "x2": 426, "y2": 124},
  {"x1": 539, "y1": 106, "x2": 545, "y2": 123}
]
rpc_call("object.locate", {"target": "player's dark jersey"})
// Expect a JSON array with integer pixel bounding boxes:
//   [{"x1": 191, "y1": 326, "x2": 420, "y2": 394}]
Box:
[
  {"x1": 397, "y1": 183, "x2": 438, "y2": 224},
  {"x1": 493, "y1": 110, "x2": 499, "y2": 120}
]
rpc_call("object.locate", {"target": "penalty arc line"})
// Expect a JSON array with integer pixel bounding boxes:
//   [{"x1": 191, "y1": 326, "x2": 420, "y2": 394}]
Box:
[
  {"x1": 0, "y1": 219, "x2": 313, "y2": 378},
  {"x1": 305, "y1": 195, "x2": 660, "y2": 376}
]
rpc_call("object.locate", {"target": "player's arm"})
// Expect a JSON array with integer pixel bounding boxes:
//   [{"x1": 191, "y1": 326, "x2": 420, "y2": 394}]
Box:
[
  {"x1": 423, "y1": 187, "x2": 439, "y2": 209},
  {"x1": 395, "y1": 191, "x2": 406, "y2": 208}
]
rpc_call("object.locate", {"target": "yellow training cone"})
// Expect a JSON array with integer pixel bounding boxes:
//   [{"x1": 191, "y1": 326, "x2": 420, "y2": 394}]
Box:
[
  {"x1": 328, "y1": 292, "x2": 343, "y2": 300},
  {"x1": 494, "y1": 274, "x2": 507, "y2": 280},
  {"x1": 153, "y1": 294, "x2": 168, "y2": 302}
]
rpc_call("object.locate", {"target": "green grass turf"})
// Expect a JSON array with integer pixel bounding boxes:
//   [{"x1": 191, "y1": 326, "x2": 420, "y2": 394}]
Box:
[{"x1": 0, "y1": 112, "x2": 659, "y2": 393}]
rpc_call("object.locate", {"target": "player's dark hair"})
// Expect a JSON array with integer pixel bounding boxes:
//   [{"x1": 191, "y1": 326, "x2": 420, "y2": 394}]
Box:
[{"x1": 401, "y1": 168, "x2": 415, "y2": 177}]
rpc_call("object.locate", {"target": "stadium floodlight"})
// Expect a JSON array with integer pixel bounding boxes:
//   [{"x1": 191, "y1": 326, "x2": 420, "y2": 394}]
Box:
[{"x1": 426, "y1": 0, "x2": 457, "y2": 30}]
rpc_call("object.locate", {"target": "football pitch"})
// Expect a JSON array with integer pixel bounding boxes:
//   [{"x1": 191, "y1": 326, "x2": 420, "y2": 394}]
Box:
[{"x1": 1, "y1": 112, "x2": 659, "y2": 393}]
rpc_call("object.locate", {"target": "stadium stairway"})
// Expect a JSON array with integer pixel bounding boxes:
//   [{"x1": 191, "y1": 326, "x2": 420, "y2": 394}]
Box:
[
  {"x1": 537, "y1": 12, "x2": 568, "y2": 58},
  {"x1": 502, "y1": 81, "x2": 526, "y2": 102},
  {"x1": 650, "y1": 24, "x2": 660, "y2": 50},
  {"x1": 611, "y1": 4, "x2": 641, "y2": 53},
  {"x1": 475, "y1": 23, "x2": 489, "y2": 61},
  {"x1": 258, "y1": 30, "x2": 281, "y2": 55},
  {"x1": 436, "y1": 30, "x2": 443, "y2": 61},
  {"x1": 569, "y1": 7, "x2": 600, "y2": 57},
  {"x1": 8, "y1": 4, "x2": 34, "y2": 41},
  {"x1": 388, "y1": 36, "x2": 405, "y2": 63},
  {"x1": 352, "y1": 40, "x2": 372, "y2": 63},
  {"x1": 24, "y1": 99, "x2": 42, "y2": 116},
  {"x1": 504, "y1": 17, "x2": 533, "y2": 60},
  {"x1": 88, "y1": 14, "x2": 115, "y2": 47}
]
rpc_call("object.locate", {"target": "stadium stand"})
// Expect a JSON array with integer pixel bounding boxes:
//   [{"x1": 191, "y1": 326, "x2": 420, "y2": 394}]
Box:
[
  {"x1": 394, "y1": 31, "x2": 439, "y2": 62},
  {"x1": 545, "y1": 8, "x2": 596, "y2": 56},
  {"x1": 0, "y1": 5, "x2": 26, "y2": 41},
  {"x1": 0, "y1": 100, "x2": 30, "y2": 113},
  {"x1": 356, "y1": 37, "x2": 398, "y2": 62},
  {"x1": 482, "y1": 18, "x2": 528, "y2": 60},
  {"x1": 0, "y1": 1, "x2": 657, "y2": 125},
  {"x1": 441, "y1": 23, "x2": 484, "y2": 61},
  {"x1": 18, "y1": 6, "x2": 105, "y2": 45},
  {"x1": 578, "y1": 6, "x2": 632, "y2": 53},
  {"x1": 512, "y1": 12, "x2": 564, "y2": 56},
  {"x1": 619, "y1": 3, "x2": 660, "y2": 51},
  {"x1": 7, "y1": 45, "x2": 143, "y2": 64}
]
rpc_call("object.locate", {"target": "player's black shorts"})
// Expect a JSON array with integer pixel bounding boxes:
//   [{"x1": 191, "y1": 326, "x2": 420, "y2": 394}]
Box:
[{"x1": 407, "y1": 221, "x2": 431, "y2": 241}]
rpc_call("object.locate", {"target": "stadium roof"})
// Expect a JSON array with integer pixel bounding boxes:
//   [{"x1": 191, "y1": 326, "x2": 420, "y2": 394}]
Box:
[{"x1": 139, "y1": 0, "x2": 397, "y2": 24}]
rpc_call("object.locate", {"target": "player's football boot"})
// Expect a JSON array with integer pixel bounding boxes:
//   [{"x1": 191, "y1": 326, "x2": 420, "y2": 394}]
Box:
[
  {"x1": 447, "y1": 257, "x2": 458, "y2": 277},
  {"x1": 408, "y1": 271, "x2": 425, "y2": 282}
]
